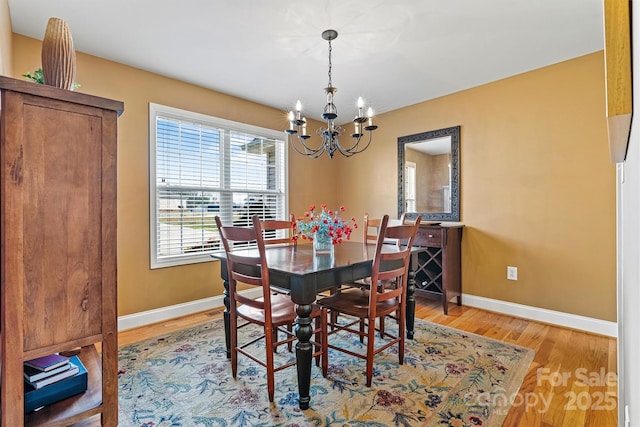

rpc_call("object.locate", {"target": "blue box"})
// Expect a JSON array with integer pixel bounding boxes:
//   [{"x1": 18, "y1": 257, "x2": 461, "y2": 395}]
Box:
[{"x1": 24, "y1": 355, "x2": 88, "y2": 413}]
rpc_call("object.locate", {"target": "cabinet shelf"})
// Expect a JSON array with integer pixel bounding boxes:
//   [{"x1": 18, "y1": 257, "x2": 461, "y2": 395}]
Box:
[{"x1": 25, "y1": 346, "x2": 103, "y2": 426}]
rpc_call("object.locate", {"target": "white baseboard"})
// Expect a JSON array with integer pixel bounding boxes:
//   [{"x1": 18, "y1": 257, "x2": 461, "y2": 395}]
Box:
[
  {"x1": 461, "y1": 293, "x2": 617, "y2": 337},
  {"x1": 117, "y1": 288, "x2": 263, "y2": 332},
  {"x1": 118, "y1": 290, "x2": 617, "y2": 338}
]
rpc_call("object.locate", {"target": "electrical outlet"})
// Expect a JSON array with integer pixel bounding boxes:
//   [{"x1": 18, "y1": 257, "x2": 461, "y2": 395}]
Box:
[{"x1": 507, "y1": 266, "x2": 518, "y2": 281}]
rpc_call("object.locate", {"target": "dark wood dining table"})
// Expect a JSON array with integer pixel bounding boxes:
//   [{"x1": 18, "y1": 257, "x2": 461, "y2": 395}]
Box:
[{"x1": 210, "y1": 240, "x2": 418, "y2": 410}]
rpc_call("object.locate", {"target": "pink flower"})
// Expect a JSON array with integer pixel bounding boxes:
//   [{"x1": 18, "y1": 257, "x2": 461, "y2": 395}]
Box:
[{"x1": 292, "y1": 204, "x2": 358, "y2": 243}]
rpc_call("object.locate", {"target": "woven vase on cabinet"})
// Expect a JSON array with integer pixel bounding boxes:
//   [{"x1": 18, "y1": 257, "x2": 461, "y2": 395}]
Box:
[{"x1": 41, "y1": 17, "x2": 76, "y2": 90}]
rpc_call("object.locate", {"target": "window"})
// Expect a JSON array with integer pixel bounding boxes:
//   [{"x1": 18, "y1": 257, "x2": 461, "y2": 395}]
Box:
[
  {"x1": 149, "y1": 103, "x2": 287, "y2": 268},
  {"x1": 405, "y1": 161, "x2": 416, "y2": 212}
]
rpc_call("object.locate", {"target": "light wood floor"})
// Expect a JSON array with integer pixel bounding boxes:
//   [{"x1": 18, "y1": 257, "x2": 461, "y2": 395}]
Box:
[{"x1": 118, "y1": 297, "x2": 618, "y2": 427}]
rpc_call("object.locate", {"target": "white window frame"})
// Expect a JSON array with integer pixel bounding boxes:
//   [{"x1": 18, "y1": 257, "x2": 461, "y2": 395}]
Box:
[
  {"x1": 405, "y1": 161, "x2": 417, "y2": 212},
  {"x1": 149, "y1": 103, "x2": 288, "y2": 268}
]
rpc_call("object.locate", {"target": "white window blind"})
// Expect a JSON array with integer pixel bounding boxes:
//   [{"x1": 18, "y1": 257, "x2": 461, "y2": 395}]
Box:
[{"x1": 150, "y1": 103, "x2": 287, "y2": 268}]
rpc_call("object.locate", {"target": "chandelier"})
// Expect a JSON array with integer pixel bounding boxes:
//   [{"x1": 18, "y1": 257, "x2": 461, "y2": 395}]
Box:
[{"x1": 285, "y1": 29, "x2": 378, "y2": 159}]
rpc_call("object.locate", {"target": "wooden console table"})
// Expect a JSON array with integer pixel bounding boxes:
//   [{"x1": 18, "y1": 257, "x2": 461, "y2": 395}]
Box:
[{"x1": 411, "y1": 224, "x2": 464, "y2": 314}]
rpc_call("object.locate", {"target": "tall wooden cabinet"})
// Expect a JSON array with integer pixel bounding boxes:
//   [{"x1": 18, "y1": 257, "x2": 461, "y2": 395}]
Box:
[{"x1": 1, "y1": 76, "x2": 123, "y2": 426}]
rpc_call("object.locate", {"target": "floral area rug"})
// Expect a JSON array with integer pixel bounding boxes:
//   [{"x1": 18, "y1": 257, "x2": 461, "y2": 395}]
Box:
[{"x1": 118, "y1": 317, "x2": 534, "y2": 427}]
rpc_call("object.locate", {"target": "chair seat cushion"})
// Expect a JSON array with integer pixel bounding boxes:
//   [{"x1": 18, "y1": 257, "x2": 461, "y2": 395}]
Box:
[
  {"x1": 237, "y1": 293, "x2": 296, "y2": 325},
  {"x1": 318, "y1": 288, "x2": 399, "y2": 318},
  {"x1": 238, "y1": 293, "x2": 324, "y2": 325}
]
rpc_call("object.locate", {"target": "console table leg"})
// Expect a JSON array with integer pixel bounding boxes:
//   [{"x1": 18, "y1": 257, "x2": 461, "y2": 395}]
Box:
[
  {"x1": 406, "y1": 264, "x2": 416, "y2": 340},
  {"x1": 442, "y1": 289, "x2": 449, "y2": 315},
  {"x1": 295, "y1": 303, "x2": 313, "y2": 410}
]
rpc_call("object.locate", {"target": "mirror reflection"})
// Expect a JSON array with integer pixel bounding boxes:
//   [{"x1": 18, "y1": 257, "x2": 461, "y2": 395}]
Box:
[{"x1": 398, "y1": 126, "x2": 460, "y2": 222}]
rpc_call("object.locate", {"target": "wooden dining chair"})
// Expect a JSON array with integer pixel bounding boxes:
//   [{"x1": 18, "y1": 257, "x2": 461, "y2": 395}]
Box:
[
  {"x1": 214, "y1": 215, "x2": 327, "y2": 402},
  {"x1": 350, "y1": 212, "x2": 409, "y2": 289},
  {"x1": 259, "y1": 214, "x2": 296, "y2": 297},
  {"x1": 259, "y1": 214, "x2": 297, "y2": 351},
  {"x1": 318, "y1": 214, "x2": 421, "y2": 387},
  {"x1": 335, "y1": 213, "x2": 411, "y2": 335}
]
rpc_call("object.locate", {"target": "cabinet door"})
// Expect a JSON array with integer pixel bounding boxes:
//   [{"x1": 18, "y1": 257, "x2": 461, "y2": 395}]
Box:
[{"x1": 4, "y1": 94, "x2": 105, "y2": 351}]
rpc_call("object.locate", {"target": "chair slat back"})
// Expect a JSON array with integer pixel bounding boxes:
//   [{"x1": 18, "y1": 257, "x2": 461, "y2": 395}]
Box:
[
  {"x1": 215, "y1": 215, "x2": 273, "y2": 312},
  {"x1": 369, "y1": 215, "x2": 421, "y2": 312},
  {"x1": 364, "y1": 214, "x2": 383, "y2": 244},
  {"x1": 260, "y1": 214, "x2": 296, "y2": 246},
  {"x1": 364, "y1": 213, "x2": 408, "y2": 246}
]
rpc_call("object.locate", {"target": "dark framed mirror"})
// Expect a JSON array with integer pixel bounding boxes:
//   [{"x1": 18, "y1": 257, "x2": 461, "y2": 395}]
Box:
[{"x1": 397, "y1": 126, "x2": 460, "y2": 222}]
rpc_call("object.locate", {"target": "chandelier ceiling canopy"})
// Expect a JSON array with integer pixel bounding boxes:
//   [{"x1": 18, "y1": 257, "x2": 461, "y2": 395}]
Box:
[{"x1": 285, "y1": 29, "x2": 378, "y2": 159}]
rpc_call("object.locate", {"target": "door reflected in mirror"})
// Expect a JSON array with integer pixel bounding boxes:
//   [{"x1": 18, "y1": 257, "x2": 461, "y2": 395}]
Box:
[{"x1": 398, "y1": 126, "x2": 460, "y2": 222}]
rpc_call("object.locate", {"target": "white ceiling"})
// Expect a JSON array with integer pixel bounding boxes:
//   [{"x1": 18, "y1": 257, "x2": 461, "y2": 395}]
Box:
[{"x1": 8, "y1": 0, "x2": 604, "y2": 122}]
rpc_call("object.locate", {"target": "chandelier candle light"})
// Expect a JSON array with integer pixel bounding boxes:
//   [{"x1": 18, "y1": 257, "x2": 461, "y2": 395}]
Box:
[{"x1": 285, "y1": 29, "x2": 378, "y2": 159}]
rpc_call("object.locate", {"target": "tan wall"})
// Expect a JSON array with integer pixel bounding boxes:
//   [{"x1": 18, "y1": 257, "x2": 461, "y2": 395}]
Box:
[
  {"x1": 11, "y1": 32, "x2": 615, "y2": 322},
  {"x1": 12, "y1": 34, "x2": 341, "y2": 316},
  {"x1": 335, "y1": 52, "x2": 616, "y2": 322},
  {"x1": 0, "y1": 0, "x2": 11, "y2": 75},
  {"x1": 405, "y1": 149, "x2": 450, "y2": 212},
  {"x1": 405, "y1": 147, "x2": 431, "y2": 211},
  {"x1": 427, "y1": 154, "x2": 449, "y2": 212}
]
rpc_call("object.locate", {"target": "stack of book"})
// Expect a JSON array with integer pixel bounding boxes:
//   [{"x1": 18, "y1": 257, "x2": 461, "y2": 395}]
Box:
[{"x1": 23, "y1": 353, "x2": 88, "y2": 413}]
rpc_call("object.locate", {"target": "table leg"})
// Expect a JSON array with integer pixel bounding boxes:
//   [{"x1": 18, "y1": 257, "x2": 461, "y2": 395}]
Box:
[
  {"x1": 295, "y1": 303, "x2": 314, "y2": 410},
  {"x1": 406, "y1": 254, "x2": 417, "y2": 339},
  {"x1": 221, "y1": 263, "x2": 231, "y2": 359}
]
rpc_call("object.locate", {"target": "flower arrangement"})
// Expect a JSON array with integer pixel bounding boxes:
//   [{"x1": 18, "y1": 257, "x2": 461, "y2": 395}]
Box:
[{"x1": 294, "y1": 204, "x2": 357, "y2": 245}]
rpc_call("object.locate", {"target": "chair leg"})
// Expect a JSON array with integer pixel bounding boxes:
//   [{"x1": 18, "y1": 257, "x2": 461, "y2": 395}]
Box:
[
  {"x1": 231, "y1": 347, "x2": 238, "y2": 379},
  {"x1": 231, "y1": 311, "x2": 238, "y2": 379},
  {"x1": 359, "y1": 320, "x2": 365, "y2": 343},
  {"x1": 365, "y1": 316, "x2": 376, "y2": 387},
  {"x1": 264, "y1": 325, "x2": 276, "y2": 402},
  {"x1": 272, "y1": 324, "x2": 294, "y2": 354},
  {"x1": 328, "y1": 287, "x2": 340, "y2": 330},
  {"x1": 399, "y1": 308, "x2": 406, "y2": 366},
  {"x1": 379, "y1": 316, "x2": 385, "y2": 338},
  {"x1": 321, "y1": 308, "x2": 328, "y2": 377},
  {"x1": 314, "y1": 316, "x2": 321, "y2": 367}
]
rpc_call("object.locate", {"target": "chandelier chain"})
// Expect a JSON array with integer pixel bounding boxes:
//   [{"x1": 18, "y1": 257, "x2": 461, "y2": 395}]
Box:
[{"x1": 327, "y1": 39, "x2": 333, "y2": 88}]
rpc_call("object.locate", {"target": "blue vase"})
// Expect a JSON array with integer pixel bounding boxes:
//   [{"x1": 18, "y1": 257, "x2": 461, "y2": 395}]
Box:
[{"x1": 313, "y1": 230, "x2": 333, "y2": 254}]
